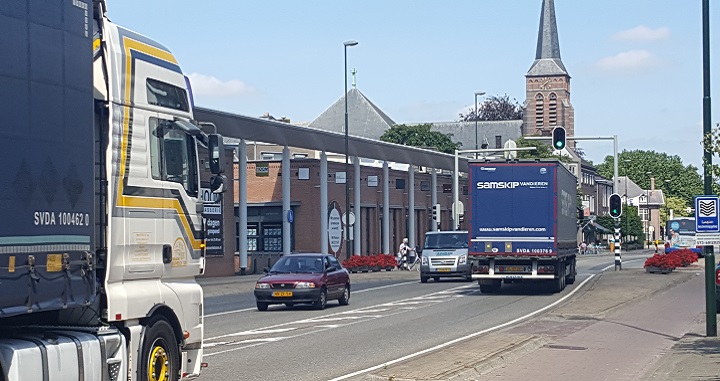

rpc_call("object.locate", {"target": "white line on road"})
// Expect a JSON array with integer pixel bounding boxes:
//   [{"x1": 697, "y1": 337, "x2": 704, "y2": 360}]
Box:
[
  {"x1": 204, "y1": 281, "x2": 418, "y2": 318},
  {"x1": 327, "y1": 265, "x2": 613, "y2": 381}
]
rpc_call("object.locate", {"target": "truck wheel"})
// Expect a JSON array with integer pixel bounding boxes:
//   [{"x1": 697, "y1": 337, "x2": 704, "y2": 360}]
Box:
[
  {"x1": 565, "y1": 259, "x2": 576, "y2": 285},
  {"x1": 554, "y1": 265, "x2": 566, "y2": 293},
  {"x1": 140, "y1": 317, "x2": 180, "y2": 381}
]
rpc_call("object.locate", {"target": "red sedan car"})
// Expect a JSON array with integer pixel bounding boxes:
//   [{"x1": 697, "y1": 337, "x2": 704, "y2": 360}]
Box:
[{"x1": 254, "y1": 254, "x2": 350, "y2": 311}]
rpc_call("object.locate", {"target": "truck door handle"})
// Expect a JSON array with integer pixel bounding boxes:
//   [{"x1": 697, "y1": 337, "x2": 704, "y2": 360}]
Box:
[{"x1": 162, "y1": 244, "x2": 172, "y2": 264}]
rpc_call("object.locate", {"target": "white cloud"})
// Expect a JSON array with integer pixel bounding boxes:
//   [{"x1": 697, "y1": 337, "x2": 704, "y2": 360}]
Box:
[
  {"x1": 613, "y1": 25, "x2": 670, "y2": 42},
  {"x1": 595, "y1": 50, "x2": 659, "y2": 71},
  {"x1": 187, "y1": 73, "x2": 252, "y2": 97}
]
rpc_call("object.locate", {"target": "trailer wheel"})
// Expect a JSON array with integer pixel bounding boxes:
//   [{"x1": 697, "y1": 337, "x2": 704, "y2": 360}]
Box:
[
  {"x1": 140, "y1": 317, "x2": 180, "y2": 381},
  {"x1": 554, "y1": 264, "x2": 566, "y2": 293},
  {"x1": 565, "y1": 258, "x2": 576, "y2": 285}
]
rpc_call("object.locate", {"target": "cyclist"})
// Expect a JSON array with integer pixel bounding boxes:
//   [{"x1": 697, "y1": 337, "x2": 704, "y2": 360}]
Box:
[{"x1": 397, "y1": 238, "x2": 414, "y2": 270}]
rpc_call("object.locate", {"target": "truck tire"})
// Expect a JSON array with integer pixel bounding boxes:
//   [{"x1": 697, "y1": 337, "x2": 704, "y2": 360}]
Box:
[
  {"x1": 140, "y1": 317, "x2": 180, "y2": 381},
  {"x1": 565, "y1": 258, "x2": 576, "y2": 285},
  {"x1": 554, "y1": 265, "x2": 566, "y2": 293}
]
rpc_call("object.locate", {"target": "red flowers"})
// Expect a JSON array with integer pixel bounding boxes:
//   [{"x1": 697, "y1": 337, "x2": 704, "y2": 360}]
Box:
[
  {"x1": 643, "y1": 249, "x2": 698, "y2": 270},
  {"x1": 342, "y1": 254, "x2": 397, "y2": 270}
]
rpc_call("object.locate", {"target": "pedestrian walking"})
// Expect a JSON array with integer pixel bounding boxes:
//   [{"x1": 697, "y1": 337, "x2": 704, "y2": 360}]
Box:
[{"x1": 579, "y1": 241, "x2": 587, "y2": 255}]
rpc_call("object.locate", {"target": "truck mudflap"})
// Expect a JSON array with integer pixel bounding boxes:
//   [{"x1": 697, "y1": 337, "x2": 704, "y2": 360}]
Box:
[{"x1": 0, "y1": 327, "x2": 126, "y2": 381}]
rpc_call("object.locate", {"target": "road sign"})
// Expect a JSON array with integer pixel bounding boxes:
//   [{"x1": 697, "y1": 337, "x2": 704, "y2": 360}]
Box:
[
  {"x1": 342, "y1": 212, "x2": 355, "y2": 226},
  {"x1": 695, "y1": 196, "x2": 719, "y2": 232},
  {"x1": 696, "y1": 233, "x2": 720, "y2": 246}
]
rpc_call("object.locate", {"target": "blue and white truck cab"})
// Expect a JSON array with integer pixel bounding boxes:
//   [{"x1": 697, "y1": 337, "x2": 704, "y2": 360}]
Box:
[{"x1": 419, "y1": 231, "x2": 472, "y2": 283}]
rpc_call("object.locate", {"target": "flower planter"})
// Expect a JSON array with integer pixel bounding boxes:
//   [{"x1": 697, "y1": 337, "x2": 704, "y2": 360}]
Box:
[
  {"x1": 645, "y1": 266, "x2": 673, "y2": 274},
  {"x1": 384, "y1": 266, "x2": 394, "y2": 271},
  {"x1": 370, "y1": 266, "x2": 381, "y2": 272}
]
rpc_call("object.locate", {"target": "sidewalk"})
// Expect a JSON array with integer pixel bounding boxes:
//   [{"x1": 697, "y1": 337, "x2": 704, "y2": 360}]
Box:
[{"x1": 355, "y1": 258, "x2": 719, "y2": 381}]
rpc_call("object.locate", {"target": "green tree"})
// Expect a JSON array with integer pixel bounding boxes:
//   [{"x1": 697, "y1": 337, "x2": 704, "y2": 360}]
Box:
[
  {"x1": 659, "y1": 195, "x2": 690, "y2": 227},
  {"x1": 596, "y1": 205, "x2": 643, "y2": 243},
  {"x1": 458, "y1": 94, "x2": 523, "y2": 121},
  {"x1": 380, "y1": 124, "x2": 461, "y2": 154},
  {"x1": 595, "y1": 150, "x2": 702, "y2": 205}
]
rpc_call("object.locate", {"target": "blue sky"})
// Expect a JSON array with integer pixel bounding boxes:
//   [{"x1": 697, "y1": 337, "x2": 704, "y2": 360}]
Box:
[{"x1": 108, "y1": 1, "x2": 719, "y2": 169}]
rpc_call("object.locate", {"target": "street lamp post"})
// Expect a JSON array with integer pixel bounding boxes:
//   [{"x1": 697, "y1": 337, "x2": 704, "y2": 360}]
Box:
[
  {"x1": 622, "y1": 159, "x2": 631, "y2": 246},
  {"x1": 646, "y1": 171, "x2": 652, "y2": 247},
  {"x1": 474, "y1": 91, "x2": 486, "y2": 159},
  {"x1": 344, "y1": 40, "x2": 358, "y2": 259}
]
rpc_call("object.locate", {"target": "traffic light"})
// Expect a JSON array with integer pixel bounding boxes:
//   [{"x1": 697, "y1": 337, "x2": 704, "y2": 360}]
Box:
[
  {"x1": 552, "y1": 127, "x2": 566, "y2": 150},
  {"x1": 432, "y1": 204, "x2": 441, "y2": 224},
  {"x1": 609, "y1": 193, "x2": 622, "y2": 218}
]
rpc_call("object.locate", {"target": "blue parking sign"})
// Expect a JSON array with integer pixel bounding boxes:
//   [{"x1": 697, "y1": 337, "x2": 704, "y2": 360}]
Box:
[{"x1": 695, "y1": 196, "x2": 720, "y2": 232}]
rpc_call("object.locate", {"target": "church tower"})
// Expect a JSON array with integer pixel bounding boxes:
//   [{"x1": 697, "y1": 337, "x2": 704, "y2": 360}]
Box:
[{"x1": 523, "y1": 0, "x2": 574, "y2": 139}]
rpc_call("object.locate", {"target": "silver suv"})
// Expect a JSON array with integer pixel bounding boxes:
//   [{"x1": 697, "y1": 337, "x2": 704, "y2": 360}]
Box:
[{"x1": 420, "y1": 231, "x2": 471, "y2": 283}]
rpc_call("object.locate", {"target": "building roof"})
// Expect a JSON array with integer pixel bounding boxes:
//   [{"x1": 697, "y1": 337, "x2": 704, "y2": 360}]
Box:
[
  {"x1": 427, "y1": 120, "x2": 523, "y2": 150},
  {"x1": 194, "y1": 107, "x2": 469, "y2": 173},
  {"x1": 617, "y1": 176, "x2": 665, "y2": 206},
  {"x1": 308, "y1": 88, "x2": 395, "y2": 140},
  {"x1": 527, "y1": 0, "x2": 568, "y2": 77}
]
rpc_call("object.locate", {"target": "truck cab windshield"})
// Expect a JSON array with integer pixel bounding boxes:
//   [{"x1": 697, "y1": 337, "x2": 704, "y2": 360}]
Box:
[{"x1": 424, "y1": 233, "x2": 468, "y2": 249}]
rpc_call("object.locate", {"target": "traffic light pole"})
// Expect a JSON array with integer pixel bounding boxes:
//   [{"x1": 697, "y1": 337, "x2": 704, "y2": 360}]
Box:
[{"x1": 524, "y1": 135, "x2": 619, "y2": 192}]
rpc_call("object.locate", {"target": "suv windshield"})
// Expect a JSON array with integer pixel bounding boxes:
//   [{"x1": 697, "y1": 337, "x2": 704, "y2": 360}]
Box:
[
  {"x1": 270, "y1": 256, "x2": 324, "y2": 273},
  {"x1": 424, "y1": 233, "x2": 468, "y2": 249}
]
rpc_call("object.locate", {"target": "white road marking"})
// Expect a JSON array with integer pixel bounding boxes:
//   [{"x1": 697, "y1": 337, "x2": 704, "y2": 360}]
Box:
[
  {"x1": 327, "y1": 265, "x2": 613, "y2": 381},
  {"x1": 203, "y1": 284, "x2": 474, "y2": 356},
  {"x1": 204, "y1": 281, "x2": 418, "y2": 318}
]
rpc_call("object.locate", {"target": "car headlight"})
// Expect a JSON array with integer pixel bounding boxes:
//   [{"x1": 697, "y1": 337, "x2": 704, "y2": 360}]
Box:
[
  {"x1": 458, "y1": 255, "x2": 467, "y2": 265},
  {"x1": 294, "y1": 282, "x2": 316, "y2": 289},
  {"x1": 421, "y1": 256, "x2": 428, "y2": 265},
  {"x1": 255, "y1": 283, "x2": 271, "y2": 289}
]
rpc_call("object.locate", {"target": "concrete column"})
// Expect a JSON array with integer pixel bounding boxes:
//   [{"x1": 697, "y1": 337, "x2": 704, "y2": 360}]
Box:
[
  {"x1": 239, "y1": 140, "x2": 248, "y2": 273},
  {"x1": 354, "y1": 158, "x2": 361, "y2": 255},
  {"x1": 408, "y1": 165, "x2": 415, "y2": 248},
  {"x1": 320, "y1": 152, "x2": 328, "y2": 254},
  {"x1": 382, "y1": 161, "x2": 390, "y2": 255},
  {"x1": 431, "y1": 168, "x2": 437, "y2": 232},
  {"x1": 282, "y1": 146, "x2": 291, "y2": 255}
]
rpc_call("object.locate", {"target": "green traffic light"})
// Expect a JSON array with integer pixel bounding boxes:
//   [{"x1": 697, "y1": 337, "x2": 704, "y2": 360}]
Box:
[{"x1": 555, "y1": 142, "x2": 564, "y2": 149}]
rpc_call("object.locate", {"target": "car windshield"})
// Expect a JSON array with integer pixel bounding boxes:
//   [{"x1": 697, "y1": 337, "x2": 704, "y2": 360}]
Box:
[
  {"x1": 269, "y1": 256, "x2": 324, "y2": 273},
  {"x1": 424, "y1": 233, "x2": 468, "y2": 249}
]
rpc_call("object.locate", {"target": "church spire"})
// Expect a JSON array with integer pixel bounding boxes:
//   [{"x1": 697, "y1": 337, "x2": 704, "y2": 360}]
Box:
[{"x1": 527, "y1": 0, "x2": 568, "y2": 76}]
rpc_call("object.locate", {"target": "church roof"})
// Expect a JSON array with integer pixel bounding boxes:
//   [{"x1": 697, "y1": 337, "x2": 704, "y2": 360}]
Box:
[
  {"x1": 527, "y1": 0, "x2": 568, "y2": 77},
  {"x1": 308, "y1": 88, "x2": 395, "y2": 140}
]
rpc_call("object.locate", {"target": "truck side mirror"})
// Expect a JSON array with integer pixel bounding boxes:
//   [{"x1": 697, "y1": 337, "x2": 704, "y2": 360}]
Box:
[
  {"x1": 210, "y1": 174, "x2": 227, "y2": 194},
  {"x1": 208, "y1": 134, "x2": 225, "y2": 174}
]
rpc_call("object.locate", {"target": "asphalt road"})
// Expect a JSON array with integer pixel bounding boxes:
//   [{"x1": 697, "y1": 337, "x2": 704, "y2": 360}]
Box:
[{"x1": 197, "y1": 253, "x2": 649, "y2": 381}]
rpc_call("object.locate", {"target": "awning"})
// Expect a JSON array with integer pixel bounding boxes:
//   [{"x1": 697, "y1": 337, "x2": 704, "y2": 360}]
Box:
[{"x1": 585, "y1": 220, "x2": 612, "y2": 233}]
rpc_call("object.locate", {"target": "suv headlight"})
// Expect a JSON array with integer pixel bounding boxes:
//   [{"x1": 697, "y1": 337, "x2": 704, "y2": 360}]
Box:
[
  {"x1": 295, "y1": 282, "x2": 316, "y2": 289},
  {"x1": 421, "y1": 256, "x2": 428, "y2": 265},
  {"x1": 458, "y1": 255, "x2": 467, "y2": 265},
  {"x1": 255, "y1": 282, "x2": 271, "y2": 289}
]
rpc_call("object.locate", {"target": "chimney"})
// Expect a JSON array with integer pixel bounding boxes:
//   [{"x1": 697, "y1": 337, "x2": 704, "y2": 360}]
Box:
[{"x1": 650, "y1": 177, "x2": 655, "y2": 191}]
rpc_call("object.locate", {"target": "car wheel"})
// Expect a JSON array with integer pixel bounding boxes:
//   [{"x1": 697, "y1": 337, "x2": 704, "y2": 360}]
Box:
[
  {"x1": 420, "y1": 275, "x2": 428, "y2": 283},
  {"x1": 314, "y1": 288, "x2": 327, "y2": 310},
  {"x1": 339, "y1": 285, "x2": 350, "y2": 306},
  {"x1": 256, "y1": 302, "x2": 269, "y2": 311},
  {"x1": 284, "y1": 303, "x2": 294, "y2": 308}
]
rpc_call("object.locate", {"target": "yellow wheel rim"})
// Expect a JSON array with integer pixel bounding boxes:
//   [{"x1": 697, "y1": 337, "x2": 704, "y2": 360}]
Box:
[{"x1": 148, "y1": 344, "x2": 169, "y2": 381}]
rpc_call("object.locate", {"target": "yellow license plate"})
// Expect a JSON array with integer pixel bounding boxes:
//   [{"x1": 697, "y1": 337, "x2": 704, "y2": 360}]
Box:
[
  {"x1": 500, "y1": 266, "x2": 526, "y2": 272},
  {"x1": 438, "y1": 268, "x2": 451, "y2": 272},
  {"x1": 272, "y1": 291, "x2": 293, "y2": 297}
]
